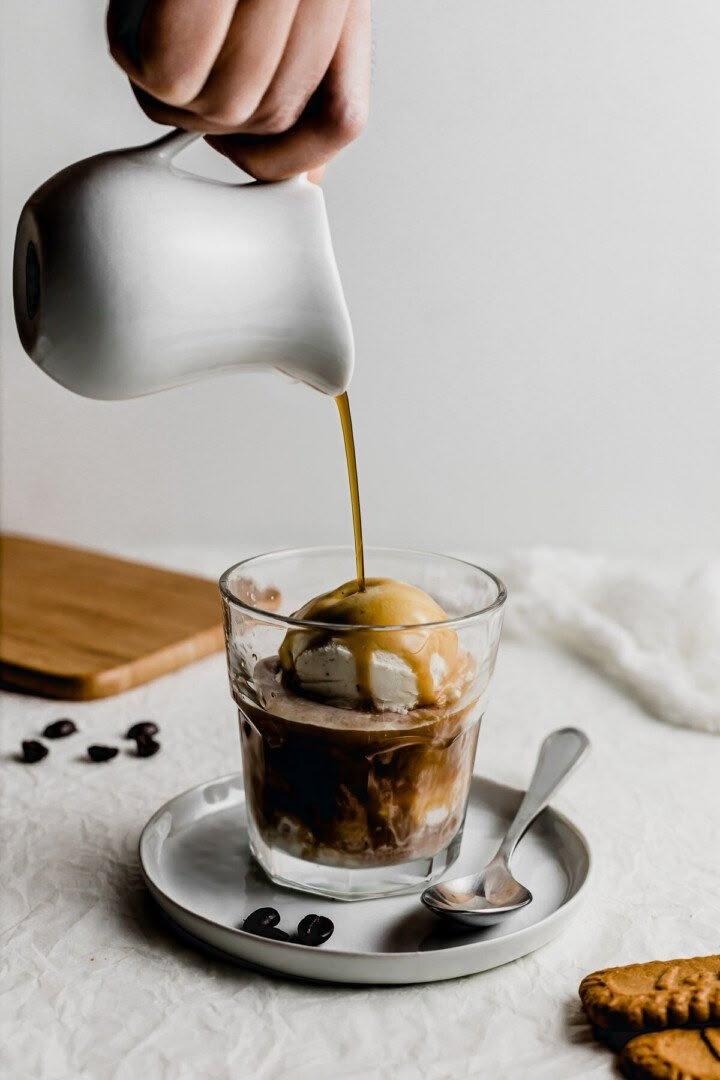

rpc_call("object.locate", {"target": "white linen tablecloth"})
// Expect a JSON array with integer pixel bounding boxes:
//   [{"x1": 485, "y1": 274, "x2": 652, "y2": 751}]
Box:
[{"x1": 2, "y1": 551, "x2": 720, "y2": 1080}]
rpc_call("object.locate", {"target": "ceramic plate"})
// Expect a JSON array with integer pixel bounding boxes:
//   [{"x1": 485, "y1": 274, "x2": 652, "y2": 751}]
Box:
[{"x1": 139, "y1": 773, "x2": 590, "y2": 985}]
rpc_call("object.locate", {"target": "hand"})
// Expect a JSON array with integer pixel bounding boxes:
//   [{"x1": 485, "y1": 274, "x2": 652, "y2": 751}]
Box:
[{"x1": 107, "y1": 0, "x2": 371, "y2": 180}]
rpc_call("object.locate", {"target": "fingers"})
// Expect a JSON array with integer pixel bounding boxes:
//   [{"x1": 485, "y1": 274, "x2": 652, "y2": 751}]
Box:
[
  {"x1": 190, "y1": 0, "x2": 300, "y2": 126},
  {"x1": 108, "y1": 0, "x2": 237, "y2": 105},
  {"x1": 208, "y1": 0, "x2": 371, "y2": 179},
  {"x1": 129, "y1": 86, "x2": 219, "y2": 133},
  {"x1": 110, "y1": 0, "x2": 301, "y2": 119},
  {"x1": 242, "y1": 0, "x2": 350, "y2": 135}
]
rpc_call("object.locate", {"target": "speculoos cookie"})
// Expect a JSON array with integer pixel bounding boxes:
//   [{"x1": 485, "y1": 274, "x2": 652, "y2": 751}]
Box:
[
  {"x1": 621, "y1": 1028, "x2": 720, "y2": 1080},
  {"x1": 580, "y1": 956, "x2": 720, "y2": 1032}
]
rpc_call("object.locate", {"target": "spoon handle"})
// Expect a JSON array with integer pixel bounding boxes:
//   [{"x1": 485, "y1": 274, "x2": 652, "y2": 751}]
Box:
[{"x1": 496, "y1": 727, "x2": 590, "y2": 865}]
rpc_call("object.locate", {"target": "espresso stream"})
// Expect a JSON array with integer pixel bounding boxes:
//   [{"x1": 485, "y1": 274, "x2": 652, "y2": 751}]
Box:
[{"x1": 335, "y1": 391, "x2": 365, "y2": 590}]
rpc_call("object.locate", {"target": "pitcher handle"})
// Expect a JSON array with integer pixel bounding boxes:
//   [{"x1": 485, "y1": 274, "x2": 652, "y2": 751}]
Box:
[
  {"x1": 139, "y1": 128, "x2": 307, "y2": 187},
  {"x1": 144, "y1": 128, "x2": 203, "y2": 164}
]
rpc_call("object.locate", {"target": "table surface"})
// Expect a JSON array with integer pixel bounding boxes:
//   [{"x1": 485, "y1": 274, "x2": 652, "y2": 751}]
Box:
[{"x1": 2, "y1": 593, "x2": 719, "y2": 1080}]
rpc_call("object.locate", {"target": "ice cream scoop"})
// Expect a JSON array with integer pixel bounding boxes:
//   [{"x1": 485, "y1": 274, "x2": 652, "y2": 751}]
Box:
[{"x1": 279, "y1": 578, "x2": 460, "y2": 711}]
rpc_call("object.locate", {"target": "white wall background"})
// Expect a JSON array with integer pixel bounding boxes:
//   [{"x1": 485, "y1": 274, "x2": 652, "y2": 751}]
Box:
[{"x1": 2, "y1": 1, "x2": 719, "y2": 566}]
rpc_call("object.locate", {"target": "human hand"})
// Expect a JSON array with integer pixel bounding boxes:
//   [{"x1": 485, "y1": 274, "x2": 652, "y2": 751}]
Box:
[{"x1": 107, "y1": 0, "x2": 371, "y2": 180}]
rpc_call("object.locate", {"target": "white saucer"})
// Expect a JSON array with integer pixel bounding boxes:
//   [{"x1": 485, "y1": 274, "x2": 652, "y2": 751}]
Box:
[{"x1": 139, "y1": 773, "x2": 590, "y2": 985}]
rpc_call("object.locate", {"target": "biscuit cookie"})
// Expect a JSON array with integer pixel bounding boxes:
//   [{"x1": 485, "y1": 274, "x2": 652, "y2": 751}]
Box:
[
  {"x1": 621, "y1": 1028, "x2": 720, "y2": 1080},
  {"x1": 580, "y1": 956, "x2": 720, "y2": 1032}
]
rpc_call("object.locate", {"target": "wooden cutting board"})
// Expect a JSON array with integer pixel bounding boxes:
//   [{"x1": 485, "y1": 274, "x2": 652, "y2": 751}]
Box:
[{"x1": 0, "y1": 534, "x2": 226, "y2": 700}]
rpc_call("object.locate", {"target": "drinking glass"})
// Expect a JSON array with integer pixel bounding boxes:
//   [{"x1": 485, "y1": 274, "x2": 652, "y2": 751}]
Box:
[{"x1": 220, "y1": 546, "x2": 506, "y2": 901}]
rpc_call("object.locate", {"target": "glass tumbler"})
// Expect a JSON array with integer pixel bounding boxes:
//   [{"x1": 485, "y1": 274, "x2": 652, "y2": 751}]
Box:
[{"x1": 220, "y1": 547, "x2": 506, "y2": 901}]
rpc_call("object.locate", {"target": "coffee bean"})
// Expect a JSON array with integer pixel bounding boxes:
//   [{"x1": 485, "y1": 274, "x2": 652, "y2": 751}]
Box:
[
  {"x1": 21, "y1": 740, "x2": 48, "y2": 764},
  {"x1": 43, "y1": 719, "x2": 77, "y2": 739},
  {"x1": 87, "y1": 745, "x2": 118, "y2": 763},
  {"x1": 125, "y1": 721, "x2": 159, "y2": 740},
  {"x1": 242, "y1": 907, "x2": 280, "y2": 933},
  {"x1": 135, "y1": 734, "x2": 160, "y2": 758},
  {"x1": 296, "y1": 914, "x2": 334, "y2": 947}
]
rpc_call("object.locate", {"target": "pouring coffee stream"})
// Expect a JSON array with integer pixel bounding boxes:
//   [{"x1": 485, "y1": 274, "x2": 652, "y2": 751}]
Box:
[{"x1": 335, "y1": 391, "x2": 366, "y2": 591}]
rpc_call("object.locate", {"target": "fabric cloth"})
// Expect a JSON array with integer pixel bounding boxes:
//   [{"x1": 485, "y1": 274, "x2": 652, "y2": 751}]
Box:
[{"x1": 501, "y1": 550, "x2": 720, "y2": 734}]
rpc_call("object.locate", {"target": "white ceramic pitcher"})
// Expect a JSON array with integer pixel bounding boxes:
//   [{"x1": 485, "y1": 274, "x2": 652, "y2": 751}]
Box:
[{"x1": 13, "y1": 129, "x2": 354, "y2": 399}]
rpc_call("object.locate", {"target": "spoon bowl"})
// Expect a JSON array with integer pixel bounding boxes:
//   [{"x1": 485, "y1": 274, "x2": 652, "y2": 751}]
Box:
[{"x1": 423, "y1": 858, "x2": 533, "y2": 926}]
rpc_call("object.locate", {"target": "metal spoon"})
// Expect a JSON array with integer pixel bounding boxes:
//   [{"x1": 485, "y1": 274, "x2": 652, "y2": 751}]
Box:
[{"x1": 421, "y1": 727, "x2": 590, "y2": 927}]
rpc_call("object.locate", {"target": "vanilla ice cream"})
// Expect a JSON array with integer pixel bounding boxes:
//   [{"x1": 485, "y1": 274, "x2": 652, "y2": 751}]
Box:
[{"x1": 279, "y1": 577, "x2": 460, "y2": 711}]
